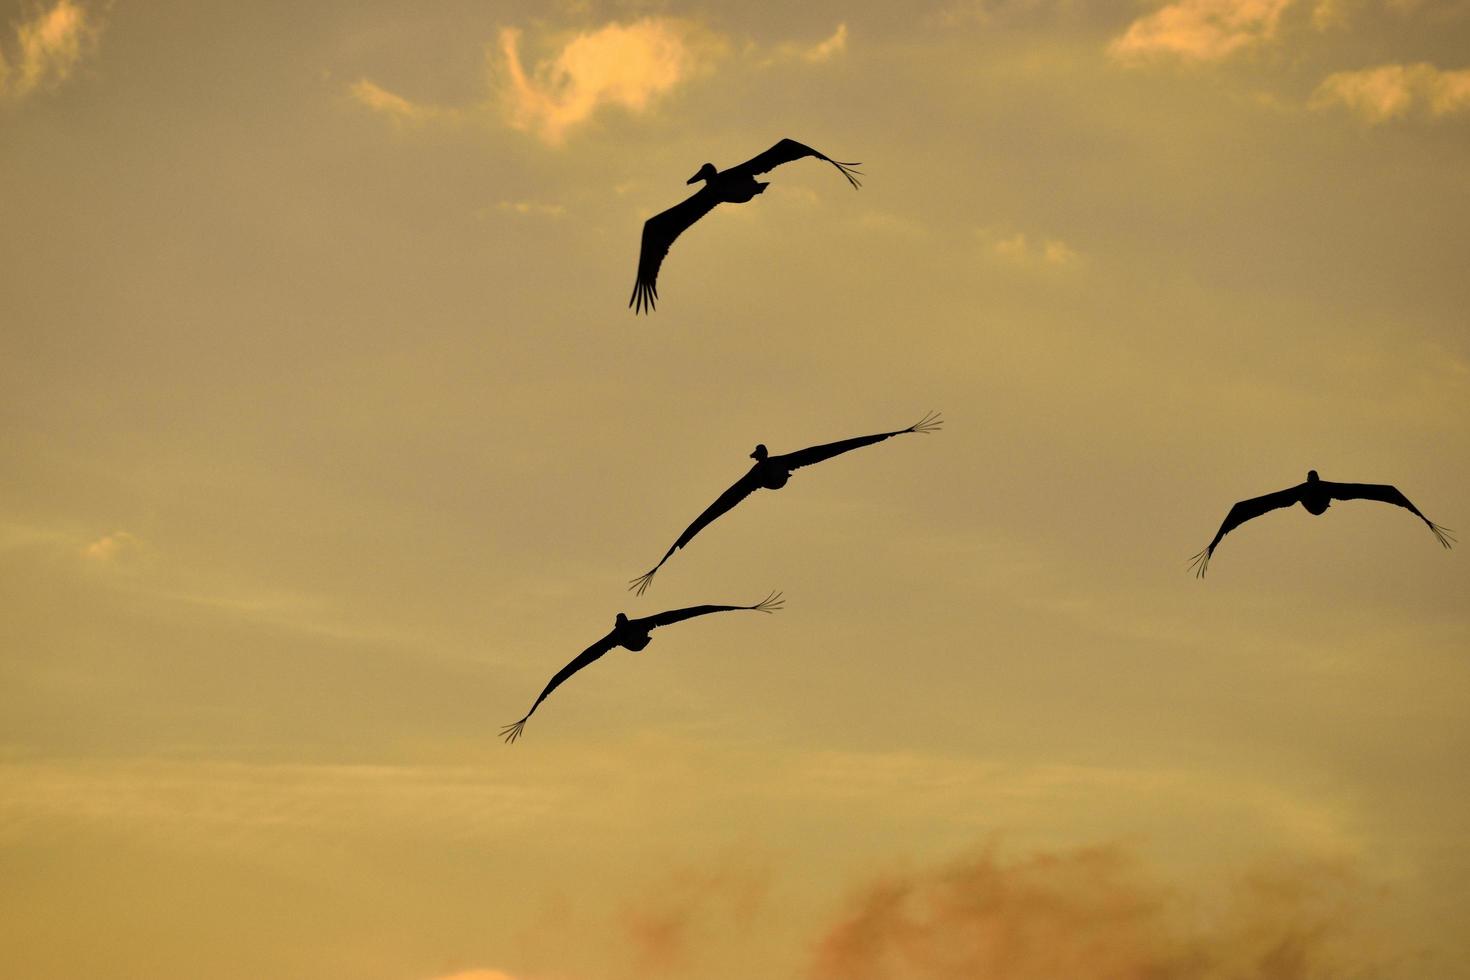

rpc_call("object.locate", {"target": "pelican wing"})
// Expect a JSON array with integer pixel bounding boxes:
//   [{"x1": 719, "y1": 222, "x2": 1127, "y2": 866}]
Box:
[
  {"x1": 730, "y1": 138, "x2": 862, "y2": 189},
  {"x1": 776, "y1": 412, "x2": 943, "y2": 472},
  {"x1": 629, "y1": 186, "x2": 721, "y2": 314},
  {"x1": 1190, "y1": 484, "x2": 1304, "y2": 577},
  {"x1": 637, "y1": 591, "x2": 785, "y2": 630},
  {"x1": 499, "y1": 632, "x2": 619, "y2": 744},
  {"x1": 629, "y1": 468, "x2": 764, "y2": 595},
  {"x1": 1323, "y1": 482, "x2": 1455, "y2": 548}
]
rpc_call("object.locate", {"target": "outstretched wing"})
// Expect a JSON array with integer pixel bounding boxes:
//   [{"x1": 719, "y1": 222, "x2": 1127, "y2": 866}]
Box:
[
  {"x1": 636, "y1": 591, "x2": 785, "y2": 630},
  {"x1": 629, "y1": 468, "x2": 764, "y2": 595},
  {"x1": 728, "y1": 138, "x2": 862, "y2": 189},
  {"x1": 1323, "y1": 482, "x2": 1456, "y2": 548},
  {"x1": 1190, "y1": 484, "x2": 1303, "y2": 577},
  {"x1": 499, "y1": 632, "x2": 619, "y2": 744},
  {"x1": 629, "y1": 187, "x2": 721, "y2": 314},
  {"x1": 775, "y1": 411, "x2": 943, "y2": 473}
]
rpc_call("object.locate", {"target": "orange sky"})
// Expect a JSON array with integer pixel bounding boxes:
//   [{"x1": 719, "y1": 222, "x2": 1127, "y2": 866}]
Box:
[{"x1": 2, "y1": 1, "x2": 1468, "y2": 977}]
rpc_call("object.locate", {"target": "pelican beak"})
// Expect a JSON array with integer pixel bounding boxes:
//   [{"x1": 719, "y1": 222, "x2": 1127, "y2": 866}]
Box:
[{"x1": 687, "y1": 171, "x2": 702, "y2": 185}]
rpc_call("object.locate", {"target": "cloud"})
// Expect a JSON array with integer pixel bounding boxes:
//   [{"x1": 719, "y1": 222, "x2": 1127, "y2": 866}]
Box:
[
  {"x1": 809, "y1": 845, "x2": 1380, "y2": 980},
  {"x1": 1109, "y1": 0, "x2": 1294, "y2": 63},
  {"x1": 80, "y1": 529, "x2": 141, "y2": 562},
  {"x1": 497, "y1": 19, "x2": 709, "y2": 145},
  {"x1": 495, "y1": 199, "x2": 566, "y2": 218},
  {"x1": 0, "y1": 0, "x2": 99, "y2": 102},
  {"x1": 618, "y1": 864, "x2": 770, "y2": 972},
  {"x1": 983, "y1": 229, "x2": 1081, "y2": 268},
  {"x1": 803, "y1": 23, "x2": 849, "y2": 62},
  {"x1": 349, "y1": 78, "x2": 444, "y2": 124},
  {"x1": 426, "y1": 971, "x2": 523, "y2": 980},
  {"x1": 1310, "y1": 62, "x2": 1470, "y2": 121}
]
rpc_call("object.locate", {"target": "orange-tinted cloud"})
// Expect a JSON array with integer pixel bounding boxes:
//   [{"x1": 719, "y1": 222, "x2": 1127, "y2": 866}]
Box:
[
  {"x1": 349, "y1": 78, "x2": 444, "y2": 124},
  {"x1": 0, "y1": 0, "x2": 98, "y2": 102},
  {"x1": 1310, "y1": 62, "x2": 1470, "y2": 121},
  {"x1": 81, "y1": 529, "x2": 141, "y2": 562},
  {"x1": 809, "y1": 845, "x2": 1381, "y2": 980},
  {"x1": 1109, "y1": 0, "x2": 1294, "y2": 63},
  {"x1": 619, "y1": 863, "x2": 770, "y2": 973},
  {"x1": 497, "y1": 19, "x2": 709, "y2": 146}
]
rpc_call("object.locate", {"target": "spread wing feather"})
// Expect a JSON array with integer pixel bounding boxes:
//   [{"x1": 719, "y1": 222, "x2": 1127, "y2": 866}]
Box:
[
  {"x1": 629, "y1": 187, "x2": 720, "y2": 314},
  {"x1": 1323, "y1": 482, "x2": 1455, "y2": 548},
  {"x1": 730, "y1": 138, "x2": 863, "y2": 189},
  {"x1": 1190, "y1": 484, "x2": 1304, "y2": 577},
  {"x1": 499, "y1": 632, "x2": 618, "y2": 744},
  {"x1": 775, "y1": 412, "x2": 943, "y2": 472},
  {"x1": 637, "y1": 592, "x2": 784, "y2": 630},
  {"x1": 629, "y1": 468, "x2": 764, "y2": 595}
]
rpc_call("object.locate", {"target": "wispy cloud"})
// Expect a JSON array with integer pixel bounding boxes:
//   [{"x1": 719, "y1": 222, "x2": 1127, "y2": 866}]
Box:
[
  {"x1": 498, "y1": 19, "x2": 711, "y2": 146},
  {"x1": 0, "y1": 0, "x2": 99, "y2": 102},
  {"x1": 80, "y1": 529, "x2": 142, "y2": 563},
  {"x1": 983, "y1": 228, "x2": 1082, "y2": 268},
  {"x1": 1310, "y1": 62, "x2": 1470, "y2": 121},
  {"x1": 349, "y1": 78, "x2": 445, "y2": 124},
  {"x1": 494, "y1": 199, "x2": 566, "y2": 218},
  {"x1": 802, "y1": 23, "x2": 849, "y2": 62},
  {"x1": 1109, "y1": 0, "x2": 1294, "y2": 63}
]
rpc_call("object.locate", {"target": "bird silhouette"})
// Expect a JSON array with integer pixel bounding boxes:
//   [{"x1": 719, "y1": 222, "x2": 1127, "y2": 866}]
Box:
[
  {"x1": 629, "y1": 138, "x2": 862, "y2": 314},
  {"x1": 629, "y1": 412, "x2": 942, "y2": 595},
  {"x1": 499, "y1": 591, "x2": 784, "y2": 744},
  {"x1": 1190, "y1": 470, "x2": 1454, "y2": 577}
]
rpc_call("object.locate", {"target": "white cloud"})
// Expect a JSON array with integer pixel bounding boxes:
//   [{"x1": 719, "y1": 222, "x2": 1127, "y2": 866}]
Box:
[
  {"x1": 497, "y1": 19, "x2": 709, "y2": 146},
  {"x1": 0, "y1": 0, "x2": 98, "y2": 102},
  {"x1": 1109, "y1": 0, "x2": 1294, "y2": 63},
  {"x1": 1310, "y1": 62, "x2": 1470, "y2": 121}
]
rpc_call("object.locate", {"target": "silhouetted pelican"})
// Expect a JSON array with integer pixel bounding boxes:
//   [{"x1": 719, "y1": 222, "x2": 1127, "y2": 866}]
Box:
[
  {"x1": 1190, "y1": 470, "x2": 1453, "y2": 577},
  {"x1": 629, "y1": 412, "x2": 942, "y2": 595},
  {"x1": 498, "y1": 592, "x2": 784, "y2": 744},
  {"x1": 629, "y1": 138, "x2": 862, "y2": 314}
]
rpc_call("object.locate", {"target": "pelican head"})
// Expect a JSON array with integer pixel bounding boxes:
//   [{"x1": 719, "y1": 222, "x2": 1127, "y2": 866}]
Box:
[
  {"x1": 687, "y1": 162, "x2": 718, "y2": 185},
  {"x1": 750, "y1": 444, "x2": 769, "y2": 461},
  {"x1": 1307, "y1": 470, "x2": 1320, "y2": 483},
  {"x1": 615, "y1": 612, "x2": 629, "y2": 627}
]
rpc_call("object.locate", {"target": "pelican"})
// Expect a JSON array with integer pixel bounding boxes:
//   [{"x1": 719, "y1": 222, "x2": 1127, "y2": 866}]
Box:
[
  {"x1": 629, "y1": 138, "x2": 862, "y2": 314},
  {"x1": 629, "y1": 412, "x2": 942, "y2": 595},
  {"x1": 498, "y1": 591, "x2": 784, "y2": 743},
  {"x1": 1190, "y1": 470, "x2": 1454, "y2": 577}
]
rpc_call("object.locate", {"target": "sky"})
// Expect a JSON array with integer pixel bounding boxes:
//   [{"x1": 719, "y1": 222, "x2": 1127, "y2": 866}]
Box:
[{"x1": 2, "y1": 0, "x2": 1468, "y2": 977}]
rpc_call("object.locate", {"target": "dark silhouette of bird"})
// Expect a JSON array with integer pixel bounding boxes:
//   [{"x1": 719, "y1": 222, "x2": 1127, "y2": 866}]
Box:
[
  {"x1": 1190, "y1": 470, "x2": 1453, "y2": 577},
  {"x1": 498, "y1": 591, "x2": 784, "y2": 744},
  {"x1": 629, "y1": 138, "x2": 862, "y2": 314},
  {"x1": 629, "y1": 412, "x2": 942, "y2": 595}
]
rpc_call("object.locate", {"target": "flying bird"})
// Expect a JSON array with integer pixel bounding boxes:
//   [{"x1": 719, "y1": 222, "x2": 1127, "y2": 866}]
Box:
[
  {"x1": 629, "y1": 138, "x2": 862, "y2": 314},
  {"x1": 498, "y1": 591, "x2": 784, "y2": 744},
  {"x1": 629, "y1": 412, "x2": 943, "y2": 595},
  {"x1": 1190, "y1": 470, "x2": 1454, "y2": 577}
]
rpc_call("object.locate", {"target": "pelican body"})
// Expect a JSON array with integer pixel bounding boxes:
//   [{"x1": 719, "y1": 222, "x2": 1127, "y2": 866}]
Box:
[
  {"x1": 498, "y1": 592, "x2": 784, "y2": 744},
  {"x1": 1190, "y1": 470, "x2": 1453, "y2": 576},
  {"x1": 629, "y1": 412, "x2": 943, "y2": 595},
  {"x1": 629, "y1": 138, "x2": 862, "y2": 314}
]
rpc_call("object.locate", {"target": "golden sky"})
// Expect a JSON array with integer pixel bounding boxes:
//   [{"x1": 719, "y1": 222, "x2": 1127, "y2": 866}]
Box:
[{"x1": 2, "y1": 0, "x2": 1468, "y2": 977}]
